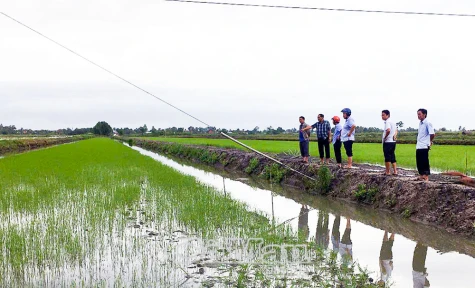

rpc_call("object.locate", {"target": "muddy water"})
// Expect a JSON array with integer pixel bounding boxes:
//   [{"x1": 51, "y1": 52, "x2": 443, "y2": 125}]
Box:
[{"x1": 132, "y1": 146, "x2": 475, "y2": 288}]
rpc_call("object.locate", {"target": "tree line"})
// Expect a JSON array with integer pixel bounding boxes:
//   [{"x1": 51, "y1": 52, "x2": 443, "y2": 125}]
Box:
[{"x1": 0, "y1": 121, "x2": 469, "y2": 137}]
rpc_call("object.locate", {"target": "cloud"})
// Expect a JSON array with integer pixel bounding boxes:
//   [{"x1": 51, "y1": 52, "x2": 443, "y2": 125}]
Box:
[{"x1": 1, "y1": 0, "x2": 475, "y2": 130}]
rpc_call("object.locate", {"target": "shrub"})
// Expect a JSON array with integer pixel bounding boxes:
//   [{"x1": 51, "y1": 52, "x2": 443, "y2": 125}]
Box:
[
  {"x1": 401, "y1": 208, "x2": 412, "y2": 218},
  {"x1": 354, "y1": 184, "x2": 378, "y2": 204},
  {"x1": 262, "y1": 163, "x2": 287, "y2": 183},
  {"x1": 244, "y1": 158, "x2": 259, "y2": 174},
  {"x1": 316, "y1": 166, "x2": 333, "y2": 194}
]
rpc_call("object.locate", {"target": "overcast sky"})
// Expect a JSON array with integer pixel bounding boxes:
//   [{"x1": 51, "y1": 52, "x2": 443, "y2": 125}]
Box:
[{"x1": 1, "y1": 0, "x2": 475, "y2": 131}]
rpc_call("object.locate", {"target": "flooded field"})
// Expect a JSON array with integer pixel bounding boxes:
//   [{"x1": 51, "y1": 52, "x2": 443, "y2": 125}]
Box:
[
  {"x1": 132, "y1": 145, "x2": 475, "y2": 288},
  {"x1": 1, "y1": 138, "x2": 474, "y2": 287},
  {"x1": 0, "y1": 138, "x2": 374, "y2": 287}
]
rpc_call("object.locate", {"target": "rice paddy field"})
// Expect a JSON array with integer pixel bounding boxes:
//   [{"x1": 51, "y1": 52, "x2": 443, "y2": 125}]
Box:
[
  {"x1": 145, "y1": 137, "x2": 475, "y2": 174},
  {"x1": 0, "y1": 138, "x2": 374, "y2": 287}
]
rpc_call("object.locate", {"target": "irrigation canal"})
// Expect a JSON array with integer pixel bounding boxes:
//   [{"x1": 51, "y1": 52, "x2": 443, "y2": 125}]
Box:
[{"x1": 131, "y1": 145, "x2": 475, "y2": 288}]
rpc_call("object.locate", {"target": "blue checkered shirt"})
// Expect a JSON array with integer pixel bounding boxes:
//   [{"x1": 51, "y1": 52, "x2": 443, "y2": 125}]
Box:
[{"x1": 311, "y1": 120, "x2": 331, "y2": 139}]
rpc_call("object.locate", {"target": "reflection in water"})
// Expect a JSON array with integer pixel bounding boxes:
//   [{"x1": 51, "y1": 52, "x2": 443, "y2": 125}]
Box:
[
  {"x1": 331, "y1": 215, "x2": 341, "y2": 254},
  {"x1": 223, "y1": 176, "x2": 226, "y2": 196},
  {"x1": 298, "y1": 205, "x2": 310, "y2": 241},
  {"x1": 340, "y1": 218, "x2": 353, "y2": 266},
  {"x1": 413, "y1": 243, "x2": 430, "y2": 288},
  {"x1": 378, "y1": 231, "x2": 395, "y2": 286},
  {"x1": 316, "y1": 211, "x2": 330, "y2": 249}
]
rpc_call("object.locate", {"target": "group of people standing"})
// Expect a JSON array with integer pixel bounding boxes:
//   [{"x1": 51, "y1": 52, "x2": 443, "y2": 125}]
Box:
[
  {"x1": 298, "y1": 108, "x2": 356, "y2": 168},
  {"x1": 298, "y1": 108, "x2": 436, "y2": 181}
]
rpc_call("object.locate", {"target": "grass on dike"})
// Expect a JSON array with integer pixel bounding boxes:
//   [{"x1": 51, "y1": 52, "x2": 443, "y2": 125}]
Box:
[
  {"x1": 147, "y1": 137, "x2": 475, "y2": 174},
  {"x1": 0, "y1": 138, "x2": 375, "y2": 287}
]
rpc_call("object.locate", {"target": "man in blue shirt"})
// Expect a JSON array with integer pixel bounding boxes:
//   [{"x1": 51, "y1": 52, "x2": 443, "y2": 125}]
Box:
[
  {"x1": 298, "y1": 116, "x2": 310, "y2": 163},
  {"x1": 416, "y1": 109, "x2": 435, "y2": 181},
  {"x1": 331, "y1": 116, "x2": 343, "y2": 168},
  {"x1": 341, "y1": 108, "x2": 356, "y2": 168}
]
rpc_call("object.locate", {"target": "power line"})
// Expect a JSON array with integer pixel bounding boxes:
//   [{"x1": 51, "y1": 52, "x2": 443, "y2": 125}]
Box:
[
  {"x1": 0, "y1": 11, "x2": 318, "y2": 181},
  {"x1": 0, "y1": 12, "x2": 212, "y2": 128},
  {"x1": 165, "y1": 0, "x2": 475, "y2": 18}
]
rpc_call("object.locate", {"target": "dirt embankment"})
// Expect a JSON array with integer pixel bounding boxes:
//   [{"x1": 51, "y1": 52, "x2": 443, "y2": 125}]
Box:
[
  {"x1": 128, "y1": 138, "x2": 475, "y2": 236},
  {"x1": 0, "y1": 136, "x2": 92, "y2": 156}
]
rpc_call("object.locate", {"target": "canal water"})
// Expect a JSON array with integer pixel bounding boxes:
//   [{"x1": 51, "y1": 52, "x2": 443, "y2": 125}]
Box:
[{"x1": 132, "y1": 145, "x2": 475, "y2": 288}]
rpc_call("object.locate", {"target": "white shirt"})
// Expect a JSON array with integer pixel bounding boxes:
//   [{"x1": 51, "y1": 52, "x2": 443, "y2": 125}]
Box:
[
  {"x1": 341, "y1": 116, "x2": 356, "y2": 142},
  {"x1": 417, "y1": 119, "x2": 435, "y2": 149},
  {"x1": 382, "y1": 120, "x2": 396, "y2": 143},
  {"x1": 380, "y1": 259, "x2": 393, "y2": 281},
  {"x1": 412, "y1": 270, "x2": 429, "y2": 288}
]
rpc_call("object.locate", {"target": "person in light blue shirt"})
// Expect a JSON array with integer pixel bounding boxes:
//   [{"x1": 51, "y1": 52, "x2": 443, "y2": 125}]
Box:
[
  {"x1": 416, "y1": 109, "x2": 435, "y2": 181},
  {"x1": 331, "y1": 116, "x2": 343, "y2": 168},
  {"x1": 341, "y1": 108, "x2": 356, "y2": 168}
]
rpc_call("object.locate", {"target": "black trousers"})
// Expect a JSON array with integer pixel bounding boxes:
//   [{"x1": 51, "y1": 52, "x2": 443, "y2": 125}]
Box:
[
  {"x1": 341, "y1": 228, "x2": 352, "y2": 245},
  {"x1": 333, "y1": 140, "x2": 342, "y2": 164},
  {"x1": 318, "y1": 138, "x2": 330, "y2": 159},
  {"x1": 412, "y1": 243, "x2": 428, "y2": 273},
  {"x1": 343, "y1": 140, "x2": 354, "y2": 157},
  {"x1": 416, "y1": 149, "x2": 430, "y2": 175},
  {"x1": 383, "y1": 142, "x2": 397, "y2": 163}
]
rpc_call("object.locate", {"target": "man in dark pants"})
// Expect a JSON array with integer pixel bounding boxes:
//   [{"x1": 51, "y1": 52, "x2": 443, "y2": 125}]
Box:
[
  {"x1": 297, "y1": 204, "x2": 310, "y2": 241},
  {"x1": 303, "y1": 114, "x2": 331, "y2": 164},
  {"x1": 339, "y1": 217, "x2": 353, "y2": 267},
  {"x1": 416, "y1": 109, "x2": 435, "y2": 181},
  {"x1": 377, "y1": 231, "x2": 395, "y2": 286},
  {"x1": 298, "y1": 116, "x2": 311, "y2": 163},
  {"x1": 331, "y1": 116, "x2": 343, "y2": 168},
  {"x1": 341, "y1": 108, "x2": 356, "y2": 168},
  {"x1": 412, "y1": 243, "x2": 430, "y2": 288},
  {"x1": 381, "y1": 110, "x2": 398, "y2": 175},
  {"x1": 315, "y1": 211, "x2": 329, "y2": 249},
  {"x1": 331, "y1": 214, "x2": 341, "y2": 254}
]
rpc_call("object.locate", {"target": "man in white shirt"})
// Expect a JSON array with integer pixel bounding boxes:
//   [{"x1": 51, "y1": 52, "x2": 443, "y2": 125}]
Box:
[
  {"x1": 416, "y1": 109, "x2": 435, "y2": 181},
  {"x1": 341, "y1": 108, "x2": 356, "y2": 168},
  {"x1": 381, "y1": 110, "x2": 398, "y2": 175},
  {"x1": 412, "y1": 243, "x2": 430, "y2": 288}
]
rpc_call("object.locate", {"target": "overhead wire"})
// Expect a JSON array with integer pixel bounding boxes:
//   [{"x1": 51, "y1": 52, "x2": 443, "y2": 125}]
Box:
[
  {"x1": 0, "y1": 11, "x2": 317, "y2": 181},
  {"x1": 164, "y1": 0, "x2": 475, "y2": 18},
  {"x1": 0, "y1": 12, "x2": 212, "y2": 129}
]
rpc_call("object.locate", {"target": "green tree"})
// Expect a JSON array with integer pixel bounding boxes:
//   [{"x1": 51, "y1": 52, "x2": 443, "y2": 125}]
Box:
[
  {"x1": 138, "y1": 124, "x2": 148, "y2": 135},
  {"x1": 93, "y1": 121, "x2": 113, "y2": 136}
]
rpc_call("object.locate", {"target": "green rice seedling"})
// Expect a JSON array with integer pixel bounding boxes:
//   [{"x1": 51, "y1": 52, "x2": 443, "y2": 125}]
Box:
[
  {"x1": 0, "y1": 138, "x2": 377, "y2": 287},
  {"x1": 144, "y1": 137, "x2": 475, "y2": 174}
]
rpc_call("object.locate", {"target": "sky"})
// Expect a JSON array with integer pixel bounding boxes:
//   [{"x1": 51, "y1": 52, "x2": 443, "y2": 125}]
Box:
[{"x1": 1, "y1": 0, "x2": 475, "y2": 131}]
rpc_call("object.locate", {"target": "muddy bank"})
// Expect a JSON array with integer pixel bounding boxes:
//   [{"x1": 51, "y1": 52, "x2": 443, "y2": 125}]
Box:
[
  {"x1": 126, "y1": 138, "x2": 475, "y2": 236},
  {"x1": 0, "y1": 135, "x2": 93, "y2": 156}
]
